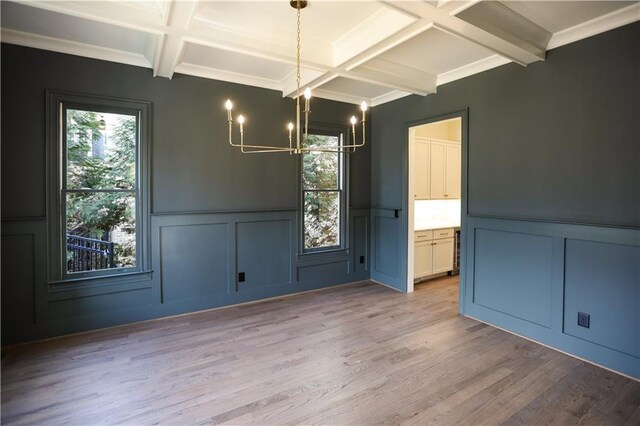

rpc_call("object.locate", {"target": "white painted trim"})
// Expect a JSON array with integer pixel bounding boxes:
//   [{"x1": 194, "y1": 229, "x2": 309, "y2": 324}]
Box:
[
  {"x1": 152, "y1": 34, "x2": 166, "y2": 77},
  {"x1": 283, "y1": 72, "x2": 340, "y2": 99},
  {"x1": 370, "y1": 90, "x2": 411, "y2": 107},
  {"x1": 344, "y1": 20, "x2": 434, "y2": 72},
  {"x1": 11, "y1": 0, "x2": 167, "y2": 35},
  {"x1": 347, "y1": 57, "x2": 437, "y2": 96},
  {"x1": 1, "y1": 29, "x2": 152, "y2": 69},
  {"x1": 442, "y1": 0, "x2": 483, "y2": 17},
  {"x1": 332, "y1": 7, "x2": 417, "y2": 68},
  {"x1": 174, "y1": 63, "x2": 282, "y2": 91},
  {"x1": 547, "y1": 2, "x2": 640, "y2": 50},
  {"x1": 279, "y1": 68, "x2": 330, "y2": 98},
  {"x1": 437, "y1": 54, "x2": 511, "y2": 86},
  {"x1": 309, "y1": 88, "x2": 372, "y2": 106},
  {"x1": 344, "y1": 68, "x2": 431, "y2": 96},
  {"x1": 407, "y1": 127, "x2": 416, "y2": 293}
]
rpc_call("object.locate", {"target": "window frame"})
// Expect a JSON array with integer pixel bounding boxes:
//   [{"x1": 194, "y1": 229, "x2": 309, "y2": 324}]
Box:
[
  {"x1": 47, "y1": 91, "x2": 151, "y2": 283},
  {"x1": 299, "y1": 124, "x2": 349, "y2": 254}
]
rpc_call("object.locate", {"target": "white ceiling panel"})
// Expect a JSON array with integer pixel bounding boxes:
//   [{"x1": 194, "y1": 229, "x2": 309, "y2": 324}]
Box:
[
  {"x1": 1, "y1": 1, "x2": 153, "y2": 55},
  {"x1": 194, "y1": 1, "x2": 388, "y2": 48},
  {"x1": 501, "y1": 1, "x2": 637, "y2": 33},
  {"x1": 181, "y1": 43, "x2": 295, "y2": 81},
  {"x1": 1, "y1": 0, "x2": 638, "y2": 105},
  {"x1": 319, "y1": 77, "x2": 393, "y2": 99},
  {"x1": 373, "y1": 27, "x2": 495, "y2": 76}
]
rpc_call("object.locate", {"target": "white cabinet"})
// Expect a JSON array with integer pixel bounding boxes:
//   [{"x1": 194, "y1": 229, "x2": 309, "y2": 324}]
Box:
[
  {"x1": 432, "y1": 238, "x2": 454, "y2": 274},
  {"x1": 414, "y1": 241, "x2": 433, "y2": 278},
  {"x1": 414, "y1": 140, "x2": 430, "y2": 199},
  {"x1": 429, "y1": 141, "x2": 446, "y2": 199},
  {"x1": 413, "y1": 137, "x2": 460, "y2": 200},
  {"x1": 414, "y1": 228, "x2": 454, "y2": 279},
  {"x1": 445, "y1": 143, "x2": 461, "y2": 199}
]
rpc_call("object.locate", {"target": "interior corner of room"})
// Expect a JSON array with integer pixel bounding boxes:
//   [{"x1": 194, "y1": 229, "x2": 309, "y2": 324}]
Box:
[{"x1": 1, "y1": 1, "x2": 639, "y2": 421}]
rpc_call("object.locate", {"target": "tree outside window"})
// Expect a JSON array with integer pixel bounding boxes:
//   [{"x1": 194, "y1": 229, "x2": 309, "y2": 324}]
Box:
[
  {"x1": 302, "y1": 132, "x2": 345, "y2": 251},
  {"x1": 64, "y1": 109, "x2": 138, "y2": 273}
]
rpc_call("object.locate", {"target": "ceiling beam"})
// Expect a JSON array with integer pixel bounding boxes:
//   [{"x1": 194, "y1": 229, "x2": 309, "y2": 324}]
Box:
[
  {"x1": 283, "y1": 20, "x2": 434, "y2": 98},
  {"x1": 380, "y1": 1, "x2": 546, "y2": 66},
  {"x1": 154, "y1": 1, "x2": 199, "y2": 78},
  {"x1": 345, "y1": 58, "x2": 436, "y2": 96}
]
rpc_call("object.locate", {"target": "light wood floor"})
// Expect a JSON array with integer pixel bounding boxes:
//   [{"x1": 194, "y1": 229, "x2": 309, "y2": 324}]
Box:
[{"x1": 2, "y1": 277, "x2": 639, "y2": 425}]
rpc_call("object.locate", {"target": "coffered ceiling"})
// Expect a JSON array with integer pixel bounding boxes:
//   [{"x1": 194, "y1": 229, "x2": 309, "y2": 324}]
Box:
[{"x1": 2, "y1": 1, "x2": 639, "y2": 106}]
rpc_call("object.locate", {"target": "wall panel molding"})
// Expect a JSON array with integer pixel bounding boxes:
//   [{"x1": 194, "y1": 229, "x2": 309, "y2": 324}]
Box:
[
  {"x1": 2, "y1": 208, "x2": 370, "y2": 345},
  {"x1": 464, "y1": 215, "x2": 640, "y2": 379}
]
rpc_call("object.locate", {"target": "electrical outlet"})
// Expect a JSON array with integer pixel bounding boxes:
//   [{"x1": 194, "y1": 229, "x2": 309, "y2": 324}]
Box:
[
  {"x1": 238, "y1": 272, "x2": 245, "y2": 283},
  {"x1": 359, "y1": 256, "x2": 365, "y2": 264},
  {"x1": 577, "y1": 312, "x2": 590, "y2": 328}
]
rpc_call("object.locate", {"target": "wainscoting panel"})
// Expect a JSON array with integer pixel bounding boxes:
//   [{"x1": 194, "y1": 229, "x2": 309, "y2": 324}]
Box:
[
  {"x1": 371, "y1": 208, "x2": 402, "y2": 289},
  {"x1": 2, "y1": 209, "x2": 369, "y2": 345},
  {"x1": 351, "y1": 210, "x2": 369, "y2": 274},
  {"x1": 48, "y1": 288, "x2": 153, "y2": 320},
  {"x1": 236, "y1": 219, "x2": 292, "y2": 292},
  {"x1": 473, "y1": 228, "x2": 553, "y2": 328},
  {"x1": 160, "y1": 223, "x2": 229, "y2": 302},
  {"x1": 298, "y1": 261, "x2": 349, "y2": 285},
  {"x1": 1, "y1": 234, "x2": 36, "y2": 326},
  {"x1": 564, "y1": 239, "x2": 640, "y2": 358},
  {"x1": 1, "y1": 219, "x2": 48, "y2": 343},
  {"x1": 464, "y1": 216, "x2": 640, "y2": 379}
]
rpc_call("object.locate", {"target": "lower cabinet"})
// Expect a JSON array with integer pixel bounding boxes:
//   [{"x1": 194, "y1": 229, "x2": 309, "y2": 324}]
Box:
[
  {"x1": 414, "y1": 241, "x2": 433, "y2": 278},
  {"x1": 414, "y1": 228, "x2": 454, "y2": 279},
  {"x1": 432, "y1": 237, "x2": 454, "y2": 274}
]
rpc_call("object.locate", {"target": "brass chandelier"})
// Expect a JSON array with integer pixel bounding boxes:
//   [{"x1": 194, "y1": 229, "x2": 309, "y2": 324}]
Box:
[{"x1": 224, "y1": 0, "x2": 367, "y2": 154}]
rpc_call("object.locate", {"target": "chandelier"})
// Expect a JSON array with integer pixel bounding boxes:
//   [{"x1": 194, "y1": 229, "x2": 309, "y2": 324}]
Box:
[{"x1": 224, "y1": 0, "x2": 367, "y2": 154}]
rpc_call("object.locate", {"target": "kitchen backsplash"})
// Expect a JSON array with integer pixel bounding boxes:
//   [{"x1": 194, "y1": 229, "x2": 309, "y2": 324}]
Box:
[{"x1": 415, "y1": 199, "x2": 461, "y2": 229}]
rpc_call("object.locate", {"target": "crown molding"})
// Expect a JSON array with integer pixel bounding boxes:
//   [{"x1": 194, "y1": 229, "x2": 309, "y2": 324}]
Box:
[
  {"x1": 548, "y1": 2, "x2": 640, "y2": 50},
  {"x1": 174, "y1": 62, "x2": 282, "y2": 91},
  {"x1": 1, "y1": 29, "x2": 152, "y2": 69},
  {"x1": 437, "y1": 54, "x2": 510, "y2": 86}
]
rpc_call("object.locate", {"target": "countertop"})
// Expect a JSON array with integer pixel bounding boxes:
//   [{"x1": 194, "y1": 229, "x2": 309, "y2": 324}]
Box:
[{"x1": 415, "y1": 221, "x2": 460, "y2": 231}]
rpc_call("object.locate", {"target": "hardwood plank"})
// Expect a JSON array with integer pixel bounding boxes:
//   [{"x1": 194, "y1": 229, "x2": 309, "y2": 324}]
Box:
[{"x1": 2, "y1": 277, "x2": 638, "y2": 425}]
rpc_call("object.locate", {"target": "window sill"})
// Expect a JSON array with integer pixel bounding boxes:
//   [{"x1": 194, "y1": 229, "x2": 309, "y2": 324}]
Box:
[
  {"x1": 296, "y1": 248, "x2": 350, "y2": 266},
  {"x1": 48, "y1": 270, "x2": 153, "y2": 293}
]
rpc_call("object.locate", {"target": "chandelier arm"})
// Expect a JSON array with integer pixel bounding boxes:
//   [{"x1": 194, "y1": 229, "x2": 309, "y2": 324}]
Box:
[
  {"x1": 241, "y1": 147, "x2": 295, "y2": 153},
  {"x1": 222, "y1": 0, "x2": 366, "y2": 155}
]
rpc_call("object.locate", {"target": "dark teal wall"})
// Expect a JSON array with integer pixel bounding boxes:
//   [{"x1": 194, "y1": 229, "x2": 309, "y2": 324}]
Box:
[
  {"x1": 1, "y1": 43, "x2": 371, "y2": 344},
  {"x1": 372, "y1": 23, "x2": 639, "y2": 226},
  {"x1": 370, "y1": 23, "x2": 640, "y2": 378}
]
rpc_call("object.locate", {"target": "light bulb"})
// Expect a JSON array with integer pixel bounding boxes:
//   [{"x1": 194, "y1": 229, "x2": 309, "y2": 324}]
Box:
[
  {"x1": 225, "y1": 99, "x2": 233, "y2": 110},
  {"x1": 360, "y1": 101, "x2": 368, "y2": 112},
  {"x1": 288, "y1": 122, "x2": 294, "y2": 131},
  {"x1": 238, "y1": 115, "x2": 245, "y2": 124},
  {"x1": 350, "y1": 116, "x2": 357, "y2": 125},
  {"x1": 304, "y1": 87, "x2": 312, "y2": 100}
]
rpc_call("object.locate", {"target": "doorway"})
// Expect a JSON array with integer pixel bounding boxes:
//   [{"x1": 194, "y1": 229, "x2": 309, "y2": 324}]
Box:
[{"x1": 407, "y1": 115, "x2": 463, "y2": 294}]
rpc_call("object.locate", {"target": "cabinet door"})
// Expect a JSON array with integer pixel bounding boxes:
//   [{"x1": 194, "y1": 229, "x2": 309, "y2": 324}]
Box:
[
  {"x1": 414, "y1": 140, "x2": 430, "y2": 199},
  {"x1": 445, "y1": 143, "x2": 461, "y2": 199},
  {"x1": 432, "y1": 238, "x2": 454, "y2": 274},
  {"x1": 414, "y1": 241, "x2": 433, "y2": 278},
  {"x1": 430, "y1": 141, "x2": 446, "y2": 199}
]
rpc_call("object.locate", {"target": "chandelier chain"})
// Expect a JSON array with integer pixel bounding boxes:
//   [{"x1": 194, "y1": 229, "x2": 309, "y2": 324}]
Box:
[
  {"x1": 296, "y1": 4, "x2": 301, "y2": 99},
  {"x1": 224, "y1": 0, "x2": 367, "y2": 154}
]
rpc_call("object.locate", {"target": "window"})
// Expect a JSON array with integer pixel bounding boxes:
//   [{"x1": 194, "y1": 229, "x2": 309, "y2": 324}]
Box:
[
  {"x1": 48, "y1": 92, "x2": 149, "y2": 281},
  {"x1": 301, "y1": 129, "x2": 346, "y2": 252}
]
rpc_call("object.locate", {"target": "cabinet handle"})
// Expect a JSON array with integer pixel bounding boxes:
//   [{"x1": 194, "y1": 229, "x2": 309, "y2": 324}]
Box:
[{"x1": 431, "y1": 242, "x2": 436, "y2": 245}]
